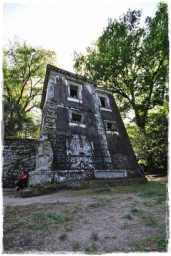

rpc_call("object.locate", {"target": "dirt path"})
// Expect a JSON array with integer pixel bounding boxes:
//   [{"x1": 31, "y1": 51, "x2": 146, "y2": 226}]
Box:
[{"x1": 3, "y1": 189, "x2": 80, "y2": 206}]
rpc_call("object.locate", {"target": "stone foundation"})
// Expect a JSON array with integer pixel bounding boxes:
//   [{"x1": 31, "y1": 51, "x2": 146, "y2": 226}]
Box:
[
  {"x1": 28, "y1": 168, "x2": 145, "y2": 187},
  {"x1": 20, "y1": 176, "x2": 146, "y2": 197},
  {"x1": 56, "y1": 177, "x2": 146, "y2": 190}
]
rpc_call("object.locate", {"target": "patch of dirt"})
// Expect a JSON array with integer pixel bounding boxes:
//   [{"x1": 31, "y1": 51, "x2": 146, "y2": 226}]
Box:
[
  {"x1": 145, "y1": 175, "x2": 168, "y2": 182},
  {"x1": 2, "y1": 179, "x2": 168, "y2": 253}
]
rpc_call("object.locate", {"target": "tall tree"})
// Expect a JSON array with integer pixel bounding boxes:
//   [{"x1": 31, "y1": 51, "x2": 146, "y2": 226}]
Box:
[
  {"x1": 73, "y1": 2, "x2": 169, "y2": 129},
  {"x1": 3, "y1": 36, "x2": 57, "y2": 138}
]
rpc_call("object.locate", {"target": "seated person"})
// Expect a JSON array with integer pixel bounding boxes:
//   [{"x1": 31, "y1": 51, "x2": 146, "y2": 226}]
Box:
[{"x1": 15, "y1": 170, "x2": 28, "y2": 191}]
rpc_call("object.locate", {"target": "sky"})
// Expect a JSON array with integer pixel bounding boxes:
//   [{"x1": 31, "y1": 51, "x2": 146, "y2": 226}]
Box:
[{"x1": 2, "y1": 0, "x2": 163, "y2": 73}]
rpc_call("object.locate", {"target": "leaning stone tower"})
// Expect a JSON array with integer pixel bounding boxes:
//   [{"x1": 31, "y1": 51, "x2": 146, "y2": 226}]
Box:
[{"x1": 29, "y1": 64, "x2": 146, "y2": 188}]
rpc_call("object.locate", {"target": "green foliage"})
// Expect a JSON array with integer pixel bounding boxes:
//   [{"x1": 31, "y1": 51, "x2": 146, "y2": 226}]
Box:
[
  {"x1": 156, "y1": 234, "x2": 168, "y2": 251},
  {"x1": 3, "y1": 100, "x2": 25, "y2": 137},
  {"x1": 126, "y1": 103, "x2": 168, "y2": 171},
  {"x1": 46, "y1": 213, "x2": 71, "y2": 224},
  {"x1": 3, "y1": 36, "x2": 57, "y2": 138},
  {"x1": 30, "y1": 211, "x2": 71, "y2": 231},
  {"x1": 85, "y1": 242, "x2": 98, "y2": 254},
  {"x1": 131, "y1": 208, "x2": 158, "y2": 227},
  {"x1": 112, "y1": 236, "x2": 117, "y2": 239},
  {"x1": 124, "y1": 214, "x2": 132, "y2": 220},
  {"x1": 73, "y1": 3, "x2": 168, "y2": 129},
  {"x1": 91, "y1": 232, "x2": 98, "y2": 241},
  {"x1": 75, "y1": 188, "x2": 92, "y2": 196},
  {"x1": 58, "y1": 233, "x2": 67, "y2": 241},
  {"x1": 32, "y1": 212, "x2": 46, "y2": 220}
]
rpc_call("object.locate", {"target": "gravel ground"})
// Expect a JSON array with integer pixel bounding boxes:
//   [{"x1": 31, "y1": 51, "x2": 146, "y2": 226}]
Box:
[{"x1": 2, "y1": 178, "x2": 168, "y2": 254}]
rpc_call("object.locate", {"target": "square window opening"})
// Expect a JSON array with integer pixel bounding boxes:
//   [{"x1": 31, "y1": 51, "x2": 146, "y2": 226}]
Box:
[
  {"x1": 107, "y1": 122, "x2": 115, "y2": 130},
  {"x1": 72, "y1": 113, "x2": 82, "y2": 122},
  {"x1": 70, "y1": 85, "x2": 78, "y2": 98},
  {"x1": 100, "y1": 97, "x2": 106, "y2": 107}
]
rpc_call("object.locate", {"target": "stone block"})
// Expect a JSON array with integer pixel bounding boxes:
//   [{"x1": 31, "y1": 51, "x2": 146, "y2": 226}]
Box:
[{"x1": 94, "y1": 171, "x2": 127, "y2": 179}]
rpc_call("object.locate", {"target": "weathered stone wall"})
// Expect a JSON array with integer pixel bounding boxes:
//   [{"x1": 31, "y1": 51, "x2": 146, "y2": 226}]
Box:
[{"x1": 3, "y1": 139, "x2": 37, "y2": 187}]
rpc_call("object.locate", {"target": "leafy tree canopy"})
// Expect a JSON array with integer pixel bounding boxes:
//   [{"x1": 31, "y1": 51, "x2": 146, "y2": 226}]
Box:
[
  {"x1": 126, "y1": 102, "x2": 168, "y2": 171},
  {"x1": 3, "y1": 36, "x2": 57, "y2": 138},
  {"x1": 73, "y1": 2, "x2": 169, "y2": 129}
]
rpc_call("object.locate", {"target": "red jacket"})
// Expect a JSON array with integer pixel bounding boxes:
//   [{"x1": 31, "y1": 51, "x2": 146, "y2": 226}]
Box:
[{"x1": 20, "y1": 173, "x2": 27, "y2": 180}]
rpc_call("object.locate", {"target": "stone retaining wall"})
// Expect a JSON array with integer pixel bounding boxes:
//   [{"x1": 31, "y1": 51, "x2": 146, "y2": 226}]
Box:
[{"x1": 3, "y1": 139, "x2": 37, "y2": 188}]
